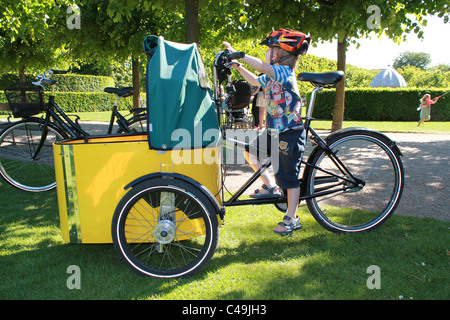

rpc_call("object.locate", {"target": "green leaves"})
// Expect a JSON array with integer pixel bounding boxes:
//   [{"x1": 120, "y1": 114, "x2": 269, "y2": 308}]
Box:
[
  {"x1": 1, "y1": 0, "x2": 448, "y2": 80},
  {"x1": 394, "y1": 52, "x2": 432, "y2": 70},
  {"x1": 0, "y1": 0, "x2": 76, "y2": 74}
]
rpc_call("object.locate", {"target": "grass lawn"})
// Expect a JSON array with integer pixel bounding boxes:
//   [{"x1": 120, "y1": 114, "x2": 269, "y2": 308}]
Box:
[
  {"x1": 0, "y1": 180, "x2": 448, "y2": 300},
  {"x1": 312, "y1": 120, "x2": 450, "y2": 134}
]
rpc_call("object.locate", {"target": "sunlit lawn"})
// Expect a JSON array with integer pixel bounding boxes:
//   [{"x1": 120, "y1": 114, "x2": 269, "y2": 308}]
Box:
[
  {"x1": 0, "y1": 180, "x2": 448, "y2": 300},
  {"x1": 77, "y1": 112, "x2": 450, "y2": 133},
  {"x1": 312, "y1": 120, "x2": 450, "y2": 134}
]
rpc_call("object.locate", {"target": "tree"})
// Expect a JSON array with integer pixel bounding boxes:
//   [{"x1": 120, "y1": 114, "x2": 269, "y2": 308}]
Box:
[
  {"x1": 0, "y1": 0, "x2": 74, "y2": 80},
  {"x1": 103, "y1": 0, "x2": 243, "y2": 106},
  {"x1": 185, "y1": 0, "x2": 199, "y2": 44},
  {"x1": 105, "y1": 0, "x2": 248, "y2": 47},
  {"x1": 398, "y1": 65, "x2": 450, "y2": 88},
  {"x1": 64, "y1": 0, "x2": 184, "y2": 108},
  {"x1": 393, "y1": 51, "x2": 432, "y2": 70}
]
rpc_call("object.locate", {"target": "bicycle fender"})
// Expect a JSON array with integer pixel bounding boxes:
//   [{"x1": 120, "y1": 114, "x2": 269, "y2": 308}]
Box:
[
  {"x1": 324, "y1": 127, "x2": 403, "y2": 156},
  {"x1": 124, "y1": 172, "x2": 224, "y2": 220}
]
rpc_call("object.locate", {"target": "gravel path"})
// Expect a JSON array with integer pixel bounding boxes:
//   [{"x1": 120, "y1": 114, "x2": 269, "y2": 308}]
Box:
[
  {"x1": 221, "y1": 131, "x2": 450, "y2": 222},
  {"x1": 385, "y1": 132, "x2": 449, "y2": 221}
]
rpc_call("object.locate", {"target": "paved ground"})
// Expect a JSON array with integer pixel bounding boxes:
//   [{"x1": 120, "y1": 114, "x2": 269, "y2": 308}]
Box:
[
  {"x1": 385, "y1": 132, "x2": 449, "y2": 221},
  {"x1": 222, "y1": 131, "x2": 450, "y2": 222},
  {"x1": 1, "y1": 119, "x2": 448, "y2": 221}
]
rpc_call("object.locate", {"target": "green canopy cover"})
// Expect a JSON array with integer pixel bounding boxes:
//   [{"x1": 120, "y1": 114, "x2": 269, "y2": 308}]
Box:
[{"x1": 145, "y1": 36, "x2": 220, "y2": 150}]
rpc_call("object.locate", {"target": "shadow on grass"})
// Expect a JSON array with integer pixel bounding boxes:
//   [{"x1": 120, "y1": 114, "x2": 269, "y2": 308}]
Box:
[{"x1": 1, "y1": 181, "x2": 448, "y2": 300}]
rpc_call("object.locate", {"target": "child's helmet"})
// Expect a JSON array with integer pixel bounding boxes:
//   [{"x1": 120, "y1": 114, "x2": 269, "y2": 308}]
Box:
[{"x1": 260, "y1": 28, "x2": 311, "y2": 56}]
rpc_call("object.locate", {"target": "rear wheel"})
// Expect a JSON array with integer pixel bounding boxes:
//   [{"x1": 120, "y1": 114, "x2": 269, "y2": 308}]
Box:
[
  {"x1": 112, "y1": 178, "x2": 219, "y2": 278},
  {"x1": 116, "y1": 114, "x2": 147, "y2": 133},
  {"x1": 305, "y1": 130, "x2": 404, "y2": 233}
]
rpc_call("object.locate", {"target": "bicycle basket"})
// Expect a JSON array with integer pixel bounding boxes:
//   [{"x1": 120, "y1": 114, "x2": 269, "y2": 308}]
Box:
[{"x1": 4, "y1": 82, "x2": 44, "y2": 118}]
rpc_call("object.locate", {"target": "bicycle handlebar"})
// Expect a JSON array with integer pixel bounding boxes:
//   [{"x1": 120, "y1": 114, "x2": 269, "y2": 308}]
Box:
[
  {"x1": 32, "y1": 69, "x2": 68, "y2": 87},
  {"x1": 51, "y1": 70, "x2": 68, "y2": 75},
  {"x1": 215, "y1": 50, "x2": 245, "y2": 72},
  {"x1": 227, "y1": 51, "x2": 245, "y2": 60}
]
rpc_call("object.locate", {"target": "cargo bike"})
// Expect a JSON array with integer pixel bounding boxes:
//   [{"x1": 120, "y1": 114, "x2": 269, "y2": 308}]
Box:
[{"x1": 53, "y1": 36, "x2": 404, "y2": 278}]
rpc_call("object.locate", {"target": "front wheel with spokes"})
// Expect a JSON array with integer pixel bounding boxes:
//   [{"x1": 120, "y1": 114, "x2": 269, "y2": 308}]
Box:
[
  {"x1": 305, "y1": 129, "x2": 404, "y2": 233},
  {"x1": 111, "y1": 178, "x2": 219, "y2": 278}
]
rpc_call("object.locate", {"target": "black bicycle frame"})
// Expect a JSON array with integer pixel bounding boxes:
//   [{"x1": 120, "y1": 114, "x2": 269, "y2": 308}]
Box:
[
  {"x1": 30, "y1": 95, "x2": 89, "y2": 161},
  {"x1": 108, "y1": 104, "x2": 124, "y2": 134},
  {"x1": 214, "y1": 51, "x2": 360, "y2": 209},
  {"x1": 30, "y1": 94, "x2": 146, "y2": 160},
  {"x1": 222, "y1": 117, "x2": 363, "y2": 208},
  {"x1": 109, "y1": 107, "x2": 147, "y2": 134},
  {"x1": 47, "y1": 96, "x2": 90, "y2": 137}
]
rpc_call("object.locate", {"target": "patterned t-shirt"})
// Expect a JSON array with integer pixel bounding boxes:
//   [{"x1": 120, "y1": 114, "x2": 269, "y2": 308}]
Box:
[{"x1": 258, "y1": 65, "x2": 303, "y2": 132}]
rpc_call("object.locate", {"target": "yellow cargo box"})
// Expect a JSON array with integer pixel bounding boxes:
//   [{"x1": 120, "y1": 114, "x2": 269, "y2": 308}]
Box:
[{"x1": 53, "y1": 134, "x2": 222, "y2": 244}]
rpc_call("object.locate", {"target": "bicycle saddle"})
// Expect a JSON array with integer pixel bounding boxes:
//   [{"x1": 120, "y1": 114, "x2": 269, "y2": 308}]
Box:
[
  {"x1": 104, "y1": 87, "x2": 135, "y2": 97},
  {"x1": 297, "y1": 71, "x2": 345, "y2": 87}
]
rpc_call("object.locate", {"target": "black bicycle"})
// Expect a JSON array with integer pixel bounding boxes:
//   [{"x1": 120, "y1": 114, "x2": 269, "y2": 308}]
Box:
[
  {"x1": 0, "y1": 69, "x2": 147, "y2": 192},
  {"x1": 215, "y1": 50, "x2": 405, "y2": 234}
]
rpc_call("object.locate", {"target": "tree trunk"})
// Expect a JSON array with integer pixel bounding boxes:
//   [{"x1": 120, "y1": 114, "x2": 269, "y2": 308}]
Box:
[
  {"x1": 132, "y1": 57, "x2": 140, "y2": 109},
  {"x1": 331, "y1": 35, "x2": 347, "y2": 132},
  {"x1": 19, "y1": 65, "x2": 26, "y2": 82},
  {"x1": 185, "y1": 0, "x2": 199, "y2": 44}
]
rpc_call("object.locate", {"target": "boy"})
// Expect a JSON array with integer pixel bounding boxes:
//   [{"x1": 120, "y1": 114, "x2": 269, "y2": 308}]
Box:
[{"x1": 223, "y1": 28, "x2": 310, "y2": 236}]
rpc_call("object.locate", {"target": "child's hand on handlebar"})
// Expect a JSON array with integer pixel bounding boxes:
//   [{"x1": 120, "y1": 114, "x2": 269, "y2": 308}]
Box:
[
  {"x1": 228, "y1": 61, "x2": 241, "y2": 69},
  {"x1": 222, "y1": 41, "x2": 236, "y2": 54}
]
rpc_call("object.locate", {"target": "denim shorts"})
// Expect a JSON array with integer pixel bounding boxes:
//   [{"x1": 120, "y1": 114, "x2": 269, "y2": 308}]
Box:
[{"x1": 246, "y1": 128, "x2": 306, "y2": 189}]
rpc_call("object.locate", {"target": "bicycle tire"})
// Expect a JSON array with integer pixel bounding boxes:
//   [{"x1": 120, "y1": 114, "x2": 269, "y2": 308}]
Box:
[
  {"x1": 111, "y1": 178, "x2": 219, "y2": 278},
  {"x1": 116, "y1": 114, "x2": 147, "y2": 133},
  {"x1": 0, "y1": 118, "x2": 66, "y2": 192},
  {"x1": 304, "y1": 129, "x2": 404, "y2": 233}
]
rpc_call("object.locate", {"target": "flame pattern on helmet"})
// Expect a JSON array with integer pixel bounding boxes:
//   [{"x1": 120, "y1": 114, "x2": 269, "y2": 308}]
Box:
[{"x1": 260, "y1": 28, "x2": 311, "y2": 56}]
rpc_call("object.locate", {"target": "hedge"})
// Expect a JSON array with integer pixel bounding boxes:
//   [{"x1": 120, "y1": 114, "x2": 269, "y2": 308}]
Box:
[
  {"x1": 0, "y1": 73, "x2": 114, "y2": 92},
  {"x1": 52, "y1": 74, "x2": 114, "y2": 92},
  {"x1": 0, "y1": 91, "x2": 135, "y2": 113},
  {"x1": 308, "y1": 88, "x2": 449, "y2": 121},
  {"x1": 51, "y1": 92, "x2": 134, "y2": 112},
  {"x1": 0, "y1": 72, "x2": 135, "y2": 114}
]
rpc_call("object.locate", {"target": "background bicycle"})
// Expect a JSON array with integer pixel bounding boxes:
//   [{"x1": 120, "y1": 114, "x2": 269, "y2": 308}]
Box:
[{"x1": 0, "y1": 69, "x2": 146, "y2": 192}]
